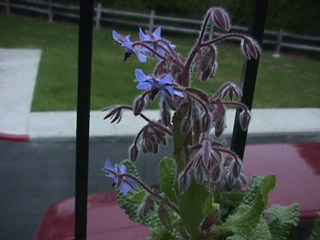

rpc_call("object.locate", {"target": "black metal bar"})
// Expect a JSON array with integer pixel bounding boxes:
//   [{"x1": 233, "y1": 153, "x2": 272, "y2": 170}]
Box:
[
  {"x1": 230, "y1": 0, "x2": 269, "y2": 160},
  {"x1": 75, "y1": 0, "x2": 94, "y2": 239}
]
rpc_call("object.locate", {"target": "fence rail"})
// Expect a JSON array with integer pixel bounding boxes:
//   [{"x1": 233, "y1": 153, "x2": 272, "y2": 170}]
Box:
[{"x1": 1, "y1": 0, "x2": 320, "y2": 56}]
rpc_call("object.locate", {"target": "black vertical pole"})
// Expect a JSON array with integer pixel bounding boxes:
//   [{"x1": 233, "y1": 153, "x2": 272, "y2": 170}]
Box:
[
  {"x1": 230, "y1": 0, "x2": 269, "y2": 160},
  {"x1": 75, "y1": 1, "x2": 94, "y2": 239}
]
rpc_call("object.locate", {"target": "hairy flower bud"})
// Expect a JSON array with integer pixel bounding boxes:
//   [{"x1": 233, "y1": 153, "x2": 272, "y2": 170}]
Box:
[
  {"x1": 201, "y1": 67, "x2": 212, "y2": 82},
  {"x1": 129, "y1": 144, "x2": 139, "y2": 162},
  {"x1": 201, "y1": 112, "x2": 212, "y2": 132},
  {"x1": 241, "y1": 37, "x2": 262, "y2": 60},
  {"x1": 133, "y1": 95, "x2": 146, "y2": 116},
  {"x1": 239, "y1": 173, "x2": 248, "y2": 186},
  {"x1": 103, "y1": 106, "x2": 123, "y2": 124},
  {"x1": 216, "y1": 178, "x2": 226, "y2": 191},
  {"x1": 211, "y1": 166, "x2": 222, "y2": 183},
  {"x1": 179, "y1": 173, "x2": 191, "y2": 192},
  {"x1": 141, "y1": 140, "x2": 148, "y2": 154},
  {"x1": 233, "y1": 178, "x2": 243, "y2": 190},
  {"x1": 231, "y1": 159, "x2": 242, "y2": 179},
  {"x1": 181, "y1": 116, "x2": 193, "y2": 135},
  {"x1": 200, "y1": 209, "x2": 221, "y2": 232},
  {"x1": 221, "y1": 83, "x2": 243, "y2": 101},
  {"x1": 158, "y1": 203, "x2": 171, "y2": 229},
  {"x1": 239, "y1": 110, "x2": 251, "y2": 131},
  {"x1": 161, "y1": 109, "x2": 171, "y2": 126},
  {"x1": 154, "y1": 60, "x2": 170, "y2": 76},
  {"x1": 211, "y1": 8, "x2": 231, "y2": 31},
  {"x1": 225, "y1": 171, "x2": 236, "y2": 187},
  {"x1": 137, "y1": 195, "x2": 155, "y2": 220},
  {"x1": 195, "y1": 163, "x2": 207, "y2": 183},
  {"x1": 215, "y1": 117, "x2": 225, "y2": 137}
]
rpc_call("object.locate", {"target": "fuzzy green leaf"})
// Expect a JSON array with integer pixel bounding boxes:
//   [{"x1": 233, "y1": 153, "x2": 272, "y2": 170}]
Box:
[
  {"x1": 180, "y1": 179, "x2": 209, "y2": 239},
  {"x1": 120, "y1": 159, "x2": 142, "y2": 180},
  {"x1": 264, "y1": 203, "x2": 299, "y2": 240},
  {"x1": 227, "y1": 215, "x2": 272, "y2": 240},
  {"x1": 221, "y1": 175, "x2": 276, "y2": 234},
  {"x1": 308, "y1": 212, "x2": 320, "y2": 240},
  {"x1": 241, "y1": 175, "x2": 264, "y2": 206},
  {"x1": 158, "y1": 157, "x2": 178, "y2": 203},
  {"x1": 150, "y1": 230, "x2": 180, "y2": 240}
]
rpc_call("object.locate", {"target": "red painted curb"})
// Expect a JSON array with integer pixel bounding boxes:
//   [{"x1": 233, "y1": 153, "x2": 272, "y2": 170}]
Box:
[{"x1": 0, "y1": 132, "x2": 29, "y2": 142}]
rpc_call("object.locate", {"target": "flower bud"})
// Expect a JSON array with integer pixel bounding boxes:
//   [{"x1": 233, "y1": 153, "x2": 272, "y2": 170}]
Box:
[
  {"x1": 161, "y1": 109, "x2": 171, "y2": 126},
  {"x1": 241, "y1": 37, "x2": 261, "y2": 60},
  {"x1": 239, "y1": 110, "x2": 251, "y2": 131},
  {"x1": 201, "y1": 67, "x2": 212, "y2": 82},
  {"x1": 201, "y1": 112, "x2": 212, "y2": 132},
  {"x1": 195, "y1": 163, "x2": 207, "y2": 184},
  {"x1": 209, "y1": 62, "x2": 218, "y2": 79},
  {"x1": 129, "y1": 144, "x2": 139, "y2": 162},
  {"x1": 137, "y1": 195, "x2": 155, "y2": 220},
  {"x1": 239, "y1": 173, "x2": 248, "y2": 186},
  {"x1": 211, "y1": 8, "x2": 231, "y2": 31},
  {"x1": 232, "y1": 178, "x2": 243, "y2": 190},
  {"x1": 141, "y1": 142, "x2": 148, "y2": 153},
  {"x1": 154, "y1": 60, "x2": 169, "y2": 76},
  {"x1": 200, "y1": 209, "x2": 221, "y2": 232},
  {"x1": 225, "y1": 171, "x2": 236, "y2": 187},
  {"x1": 179, "y1": 173, "x2": 191, "y2": 192},
  {"x1": 231, "y1": 159, "x2": 242, "y2": 179},
  {"x1": 215, "y1": 117, "x2": 225, "y2": 137},
  {"x1": 133, "y1": 95, "x2": 146, "y2": 116},
  {"x1": 216, "y1": 178, "x2": 225, "y2": 191},
  {"x1": 181, "y1": 117, "x2": 193, "y2": 135},
  {"x1": 152, "y1": 142, "x2": 159, "y2": 154},
  {"x1": 144, "y1": 139, "x2": 154, "y2": 153},
  {"x1": 103, "y1": 106, "x2": 123, "y2": 124},
  {"x1": 221, "y1": 83, "x2": 242, "y2": 101},
  {"x1": 158, "y1": 203, "x2": 171, "y2": 229},
  {"x1": 211, "y1": 166, "x2": 222, "y2": 183}
]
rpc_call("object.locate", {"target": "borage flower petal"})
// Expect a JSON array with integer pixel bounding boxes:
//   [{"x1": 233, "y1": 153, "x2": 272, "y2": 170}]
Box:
[
  {"x1": 104, "y1": 159, "x2": 137, "y2": 195},
  {"x1": 135, "y1": 69, "x2": 154, "y2": 90},
  {"x1": 112, "y1": 30, "x2": 148, "y2": 63},
  {"x1": 135, "y1": 69, "x2": 184, "y2": 100}
]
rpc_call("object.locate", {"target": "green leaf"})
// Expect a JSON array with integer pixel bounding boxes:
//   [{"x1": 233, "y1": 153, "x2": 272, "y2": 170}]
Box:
[
  {"x1": 241, "y1": 175, "x2": 264, "y2": 206},
  {"x1": 221, "y1": 175, "x2": 276, "y2": 235},
  {"x1": 227, "y1": 216, "x2": 272, "y2": 240},
  {"x1": 150, "y1": 229, "x2": 179, "y2": 240},
  {"x1": 308, "y1": 212, "x2": 320, "y2": 240},
  {"x1": 180, "y1": 179, "x2": 209, "y2": 239},
  {"x1": 120, "y1": 159, "x2": 142, "y2": 180},
  {"x1": 264, "y1": 203, "x2": 299, "y2": 240},
  {"x1": 158, "y1": 157, "x2": 178, "y2": 203}
]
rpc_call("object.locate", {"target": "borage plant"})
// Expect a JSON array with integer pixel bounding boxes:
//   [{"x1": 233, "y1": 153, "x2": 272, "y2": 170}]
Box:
[{"x1": 102, "y1": 7, "x2": 319, "y2": 240}]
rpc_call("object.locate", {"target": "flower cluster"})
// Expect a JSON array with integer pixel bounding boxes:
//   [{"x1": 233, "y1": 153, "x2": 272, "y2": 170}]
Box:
[
  {"x1": 102, "y1": 7, "x2": 275, "y2": 240},
  {"x1": 104, "y1": 7, "x2": 257, "y2": 194}
]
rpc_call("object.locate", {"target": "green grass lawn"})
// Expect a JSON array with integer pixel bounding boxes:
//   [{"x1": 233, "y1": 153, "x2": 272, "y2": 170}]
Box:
[{"x1": 1, "y1": 13, "x2": 319, "y2": 111}]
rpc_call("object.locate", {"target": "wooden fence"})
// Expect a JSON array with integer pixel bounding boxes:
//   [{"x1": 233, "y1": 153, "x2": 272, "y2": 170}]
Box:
[{"x1": 1, "y1": 0, "x2": 320, "y2": 56}]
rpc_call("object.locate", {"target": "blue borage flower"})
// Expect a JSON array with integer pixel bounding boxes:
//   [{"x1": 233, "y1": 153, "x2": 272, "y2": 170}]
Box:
[
  {"x1": 139, "y1": 27, "x2": 176, "y2": 59},
  {"x1": 112, "y1": 30, "x2": 148, "y2": 63},
  {"x1": 135, "y1": 68, "x2": 184, "y2": 100},
  {"x1": 104, "y1": 159, "x2": 137, "y2": 195}
]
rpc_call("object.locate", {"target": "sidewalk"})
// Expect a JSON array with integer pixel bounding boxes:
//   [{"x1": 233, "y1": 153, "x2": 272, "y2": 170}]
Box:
[{"x1": 1, "y1": 48, "x2": 320, "y2": 141}]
